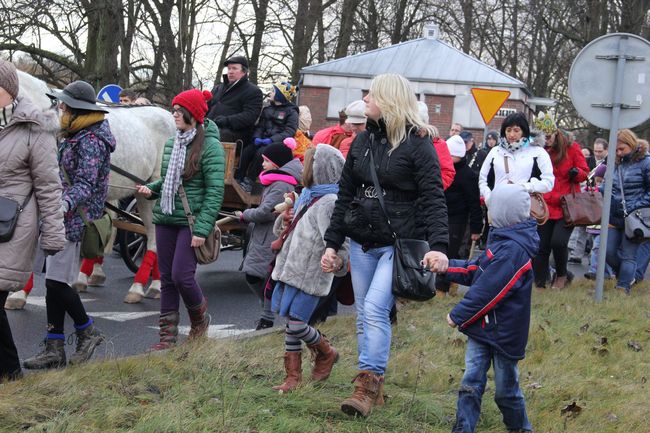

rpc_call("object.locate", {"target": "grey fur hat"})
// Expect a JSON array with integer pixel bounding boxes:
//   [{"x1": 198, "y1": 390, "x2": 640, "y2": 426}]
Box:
[{"x1": 313, "y1": 144, "x2": 345, "y2": 185}]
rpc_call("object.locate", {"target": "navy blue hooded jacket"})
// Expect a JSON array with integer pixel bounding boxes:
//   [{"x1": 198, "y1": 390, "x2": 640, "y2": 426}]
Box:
[
  {"x1": 446, "y1": 218, "x2": 539, "y2": 360},
  {"x1": 609, "y1": 154, "x2": 650, "y2": 228}
]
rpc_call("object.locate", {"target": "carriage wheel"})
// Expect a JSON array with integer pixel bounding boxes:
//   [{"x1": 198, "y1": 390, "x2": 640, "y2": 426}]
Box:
[{"x1": 118, "y1": 198, "x2": 147, "y2": 274}]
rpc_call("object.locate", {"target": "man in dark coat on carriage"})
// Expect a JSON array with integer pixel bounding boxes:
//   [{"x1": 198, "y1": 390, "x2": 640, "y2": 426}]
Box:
[{"x1": 206, "y1": 56, "x2": 263, "y2": 172}]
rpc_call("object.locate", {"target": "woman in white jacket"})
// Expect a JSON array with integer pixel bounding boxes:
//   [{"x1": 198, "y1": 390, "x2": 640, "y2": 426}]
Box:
[{"x1": 479, "y1": 112, "x2": 554, "y2": 204}]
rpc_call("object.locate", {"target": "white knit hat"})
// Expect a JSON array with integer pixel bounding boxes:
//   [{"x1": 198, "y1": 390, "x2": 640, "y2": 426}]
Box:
[{"x1": 446, "y1": 135, "x2": 466, "y2": 158}]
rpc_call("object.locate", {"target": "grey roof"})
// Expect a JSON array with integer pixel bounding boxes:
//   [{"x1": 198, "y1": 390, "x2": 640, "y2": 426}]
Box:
[{"x1": 301, "y1": 38, "x2": 526, "y2": 89}]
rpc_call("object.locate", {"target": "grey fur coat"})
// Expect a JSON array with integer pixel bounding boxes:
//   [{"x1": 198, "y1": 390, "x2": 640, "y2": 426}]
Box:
[{"x1": 271, "y1": 144, "x2": 349, "y2": 296}]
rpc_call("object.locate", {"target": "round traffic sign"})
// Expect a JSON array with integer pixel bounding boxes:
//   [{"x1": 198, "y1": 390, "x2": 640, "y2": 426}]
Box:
[{"x1": 569, "y1": 33, "x2": 650, "y2": 129}]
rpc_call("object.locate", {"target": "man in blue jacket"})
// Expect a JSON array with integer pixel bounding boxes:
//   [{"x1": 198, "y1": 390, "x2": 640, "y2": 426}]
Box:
[{"x1": 442, "y1": 183, "x2": 538, "y2": 433}]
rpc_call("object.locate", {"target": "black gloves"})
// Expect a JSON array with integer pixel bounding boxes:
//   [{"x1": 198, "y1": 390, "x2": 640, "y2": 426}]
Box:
[{"x1": 568, "y1": 167, "x2": 579, "y2": 180}]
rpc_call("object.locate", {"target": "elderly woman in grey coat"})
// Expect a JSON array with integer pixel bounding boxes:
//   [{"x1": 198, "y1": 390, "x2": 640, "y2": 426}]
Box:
[
  {"x1": 0, "y1": 60, "x2": 65, "y2": 382},
  {"x1": 270, "y1": 144, "x2": 349, "y2": 392}
]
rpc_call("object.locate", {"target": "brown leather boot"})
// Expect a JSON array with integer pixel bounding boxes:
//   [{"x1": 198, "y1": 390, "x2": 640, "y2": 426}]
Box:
[
  {"x1": 308, "y1": 333, "x2": 339, "y2": 381},
  {"x1": 187, "y1": 298, "x2": 211, "y2": 339},
  {"x1": 150, "y1": 312, "x2": 180, "y2": 351},
  {"x1": 272, "y1": 351, "x2": 302, "y2": 392},
  {"x1": 340, "y1": 371, "x2": 385, "y2": 417}
]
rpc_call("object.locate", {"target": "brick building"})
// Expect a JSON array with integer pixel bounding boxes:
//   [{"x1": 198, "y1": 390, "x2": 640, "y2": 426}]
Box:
[{"x1": 298, "y1": 25, "x2": 553, "y2": 144}]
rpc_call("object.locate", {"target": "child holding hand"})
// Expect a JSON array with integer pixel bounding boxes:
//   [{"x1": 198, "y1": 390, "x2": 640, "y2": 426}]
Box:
[
  {"x1": 433, "y1": 183, "x2": 537, "y2": 433},
  {"x1": 270, "y1": 144, "x2": 348, "y2": 392}
]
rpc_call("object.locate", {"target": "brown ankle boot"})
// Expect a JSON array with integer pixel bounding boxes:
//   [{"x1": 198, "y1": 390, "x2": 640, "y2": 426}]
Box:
[
  {"x1": 341, "y1": 371, "x2": 384, "y2": 417},
  {"x1": 272, "y1": 351, "x2": 302, "y2": 392},
  {"x1": 187, "y1": 298, "x2": 211, "y2": 339},
  {"x1": 150, "y1": 311, "x2": 180, "y2": 351},
  {"x1": 308, "y1": 333, "x2": 339, "y2": 381}
]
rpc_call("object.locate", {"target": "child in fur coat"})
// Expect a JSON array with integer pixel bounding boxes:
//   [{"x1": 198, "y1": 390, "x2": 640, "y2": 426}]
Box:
[
  {"x1": 270, "y1": 144, "x2": 349, "y2": 392},
  {"x1": 236, "y1": 142, "x2": 302, "y2": 330}
]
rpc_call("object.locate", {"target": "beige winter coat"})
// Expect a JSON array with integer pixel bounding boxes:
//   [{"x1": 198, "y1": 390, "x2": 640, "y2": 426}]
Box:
[{"x1": 0, "y1": 96, "x2": 65, "y2": 291}]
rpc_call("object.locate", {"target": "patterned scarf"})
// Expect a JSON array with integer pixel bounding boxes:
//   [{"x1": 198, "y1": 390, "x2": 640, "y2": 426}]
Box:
[
  {"x1": 498, "y1": 136, "x2": 529, "y2": 153},
  {"x1": 0, "y1": 100, "x2": 17, "y2": 130},
  {"x1": 160, "y1": 128, "x2": 197, "y2": 215}
]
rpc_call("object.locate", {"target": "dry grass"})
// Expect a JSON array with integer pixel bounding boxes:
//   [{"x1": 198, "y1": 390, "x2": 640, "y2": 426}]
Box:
[{"x1": 1, "y1": 279, "x2": 649, "y2": 433}]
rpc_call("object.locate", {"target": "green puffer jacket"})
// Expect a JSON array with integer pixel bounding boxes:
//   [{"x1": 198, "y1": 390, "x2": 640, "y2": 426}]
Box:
[{"x1": 147, "y1": 119, "x2": 225, "y2": 238}]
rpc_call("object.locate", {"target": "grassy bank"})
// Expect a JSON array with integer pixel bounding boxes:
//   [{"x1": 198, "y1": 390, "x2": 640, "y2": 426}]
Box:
[{"x1": 1, "y1": 280, "x2": 649, "y2": 433}]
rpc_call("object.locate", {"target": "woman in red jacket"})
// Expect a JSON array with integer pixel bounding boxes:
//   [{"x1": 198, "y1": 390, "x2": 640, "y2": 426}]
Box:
[{"x1": 532, "y1": 114, "x2": 589, "y2": 289}]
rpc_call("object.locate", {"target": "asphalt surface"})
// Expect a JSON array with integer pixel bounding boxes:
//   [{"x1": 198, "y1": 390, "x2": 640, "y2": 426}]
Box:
[
  {"x1": 7, "y1": 249, "x2": 590, "y2": 366},
  {"x1": 7, "y1": 249, "x2": 271, "y2": 364}
]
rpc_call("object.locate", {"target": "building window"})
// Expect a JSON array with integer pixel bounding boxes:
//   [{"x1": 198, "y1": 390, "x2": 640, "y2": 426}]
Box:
[
  {"x1": 495, "y1": 108, "x2": 516, "y2": 118},
  {"x1": 327, "y1": 88, "x2": 364, "y2": 119}
]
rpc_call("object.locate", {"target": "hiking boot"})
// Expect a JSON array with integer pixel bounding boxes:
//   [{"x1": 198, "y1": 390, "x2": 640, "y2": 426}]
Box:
[
  {"x1": 584, "y1": 271, "x2": 596, "y2": 280},
  {"x1": 239, "y1": 177, "x2": 253, "y2": 194},
  {"x1": 308, "y1": 333, "x2": 338, "y2": 381},
  {"x1": 69, "y1": 324, "x2": 104, "y2": 365},
  {"x1": 187, "y1": 298, "x2": 211, "y2": 339},
  {"x1": 23, "y1": 339, "x2": 66, "y2": 369},
  {"x1": 150, "y1": 311, "x2": 180, "y2": 351},
  {"x1": 272, "y1": 351, "x2": 302, "y2": 392},
  {"x1": 0, "y1": 367, "x2": 23, "y2": 382},
  {"x1": 341, "y1": 371, "x2": 384, "y2": 417},
  {"x1": 255, "y1": 318, "x2": 274, "y2": 330}
]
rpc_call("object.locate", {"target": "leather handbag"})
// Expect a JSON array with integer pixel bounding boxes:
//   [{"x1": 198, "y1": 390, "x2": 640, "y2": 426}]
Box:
[
  {"x1": 504, "y1": 156, "x2": 549, "y2": 225},
  {"x1": 560, "y1": 181, "x2": 602, "y2": 226},
  {"x1": 618, "y1": 168, "x2": 650, "y2": 242},
  {"x1": 0, "y1": 192, "x2": 33, "y2": 243},
  {"x1": 178, "y1": 184, "x2": 221, "y2": 264},
  {"x1": 368, "y1": 145, "x2": 436, "y2": 301}
]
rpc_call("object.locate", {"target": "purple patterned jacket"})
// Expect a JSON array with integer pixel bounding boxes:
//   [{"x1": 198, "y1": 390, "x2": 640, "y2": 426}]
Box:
[{"x1": 59, "y1": 120, "x2": 116, "y2": 242}]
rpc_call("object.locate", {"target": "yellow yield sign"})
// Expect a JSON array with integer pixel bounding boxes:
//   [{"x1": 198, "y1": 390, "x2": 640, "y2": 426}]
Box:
[{"x1": 471, "y1": 88, "x2": 511, "y2": 125}]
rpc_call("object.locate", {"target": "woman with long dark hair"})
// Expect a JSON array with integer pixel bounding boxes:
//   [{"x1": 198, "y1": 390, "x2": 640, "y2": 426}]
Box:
[
  {"x1": 137, "y1": 89, "x2": 224, "y2": 349},
  {"x1": 532, "y1": 114, "x2": 589, "y2": 289}
]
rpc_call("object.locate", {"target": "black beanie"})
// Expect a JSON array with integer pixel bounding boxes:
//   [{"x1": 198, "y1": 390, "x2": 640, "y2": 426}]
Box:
[
  {"x1": 262, "y1": 143, "x2": 293, "y2": 168},
  {"x1": 500, "y1": 112, "x2": 530, "y2": 139}
]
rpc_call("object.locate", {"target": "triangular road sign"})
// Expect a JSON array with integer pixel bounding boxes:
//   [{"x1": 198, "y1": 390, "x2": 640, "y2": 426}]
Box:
[{"x1": 471, "y1": 88, "x2": 511, "y2": 125}]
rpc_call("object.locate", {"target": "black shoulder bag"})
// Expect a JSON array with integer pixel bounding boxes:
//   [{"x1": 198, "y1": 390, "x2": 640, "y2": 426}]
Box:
[{"x1": 367, "y1": 145, "x2": 436, "y2": 301}]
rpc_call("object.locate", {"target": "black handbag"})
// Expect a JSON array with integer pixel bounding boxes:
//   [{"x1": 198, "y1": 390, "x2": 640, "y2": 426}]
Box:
[
  {"x1": 367, "y1": 145, "x2": 436, "y2": 301},
  {"x1": 618, "y1": 168, "x2": 650, "y2": 242},
  {"x1": 0, "y1": 192, "x2": 33, "y2": 243}
]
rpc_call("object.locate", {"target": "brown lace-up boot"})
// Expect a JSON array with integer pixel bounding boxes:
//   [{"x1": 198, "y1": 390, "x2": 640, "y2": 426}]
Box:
[
  {"x1": 307, "y1": 333, "x2": 339, "y2": 381},
  {"x1": 150, "y1": 311, "x2": 180, "y2": 351},
  {"x1": 272, "y1": 351, "x2": 302, "y2": 392},
  {"x1": 187, "y1": 298, "x2": 211, "y2": 339},
  {"x1": 340, "y1": 371, "x2": 385, "y2": 417}
]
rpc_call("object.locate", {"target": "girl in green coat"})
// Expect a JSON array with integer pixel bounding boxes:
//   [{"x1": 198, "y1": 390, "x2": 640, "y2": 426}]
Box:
[{"x1": 137, "y1": 89, "x2": 225, "y2": 350}]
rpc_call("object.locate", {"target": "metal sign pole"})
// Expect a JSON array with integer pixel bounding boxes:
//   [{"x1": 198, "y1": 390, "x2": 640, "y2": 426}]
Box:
[{"x1": 594, "y1": 36, "x2": 628, "y2": 302}]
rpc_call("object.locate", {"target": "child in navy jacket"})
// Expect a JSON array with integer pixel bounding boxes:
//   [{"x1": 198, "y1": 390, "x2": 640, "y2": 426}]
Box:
[{"x1": 444, "y1": 183, "x2": 539, "y2": 433}]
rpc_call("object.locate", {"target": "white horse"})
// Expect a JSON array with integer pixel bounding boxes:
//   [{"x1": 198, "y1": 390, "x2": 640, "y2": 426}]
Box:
[{"x1": 7, "y1": 70, "x2": 175, "y2": 305}]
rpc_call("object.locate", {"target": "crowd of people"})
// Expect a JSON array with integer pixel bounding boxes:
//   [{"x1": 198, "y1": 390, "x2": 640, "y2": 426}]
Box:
[{"x1": 1, "y1": 54, "x2": 649, "y2": 432}]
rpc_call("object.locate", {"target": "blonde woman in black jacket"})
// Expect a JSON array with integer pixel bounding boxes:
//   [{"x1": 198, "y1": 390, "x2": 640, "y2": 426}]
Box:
[{"x1": 323, "y1": 73, "x2": 449, "y2": 418}]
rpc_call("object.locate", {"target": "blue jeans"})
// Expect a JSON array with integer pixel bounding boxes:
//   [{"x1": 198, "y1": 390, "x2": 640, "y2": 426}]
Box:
[
  {"x1": 634, "y1": 241, "x2": 650, "y2": 281},
  {"x1": 605, "y1": 228, "x2": 641, "y2": 290},
  {"x1": 349, "y1": 240, "x2": 394, "y2": 375},
  {"x1": 588, "y1": 235, "x2": 613, "y2": 277},
  {"x1": 452, "y1": 338, "x2": 532, "y2": 433}
]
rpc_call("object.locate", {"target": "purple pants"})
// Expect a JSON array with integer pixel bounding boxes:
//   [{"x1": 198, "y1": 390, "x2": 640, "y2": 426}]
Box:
[{"x1": 156, "y1": 224, "x2": 204, "y2": 314}]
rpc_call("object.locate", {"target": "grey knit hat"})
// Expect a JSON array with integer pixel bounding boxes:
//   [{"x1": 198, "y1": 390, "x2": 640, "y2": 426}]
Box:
[{"x1": 0, "y1": 59, "x2": 19, "y2": 99}]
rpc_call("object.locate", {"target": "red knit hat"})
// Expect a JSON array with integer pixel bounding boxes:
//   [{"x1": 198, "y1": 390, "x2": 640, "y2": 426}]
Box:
[{"x1": 172, "y1": 89, "x2": 213, "y2": 124}]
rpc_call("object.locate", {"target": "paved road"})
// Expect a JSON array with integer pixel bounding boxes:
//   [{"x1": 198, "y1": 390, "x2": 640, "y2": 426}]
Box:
[
  {"x1": 7, "y1": 249, "x2": 269, "y2": 363},
  {"x1": 7, "y1": 248, "x2": 590, "y2": 365}
]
